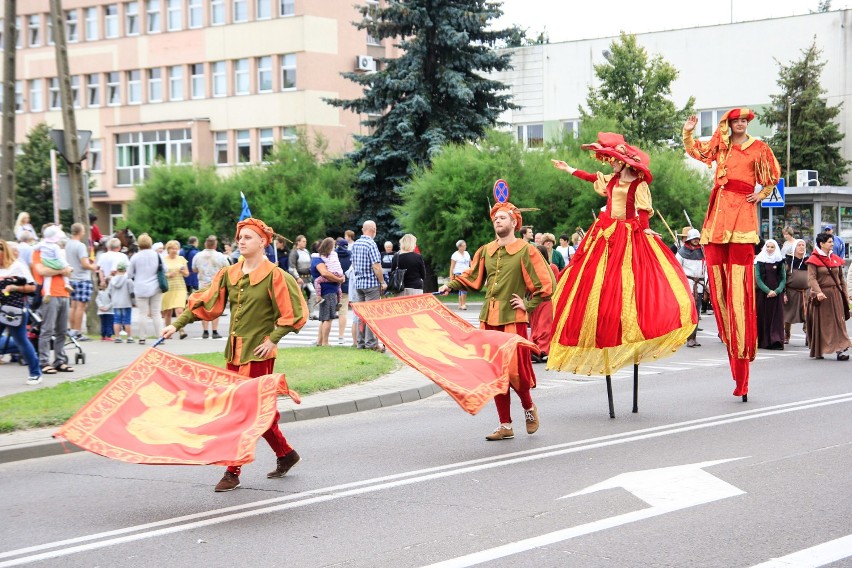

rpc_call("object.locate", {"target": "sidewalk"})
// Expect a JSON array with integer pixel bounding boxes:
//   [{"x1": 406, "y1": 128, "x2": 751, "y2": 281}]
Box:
[{"x1": 0, "y1": 304, "x2": 480, "y2": 465}]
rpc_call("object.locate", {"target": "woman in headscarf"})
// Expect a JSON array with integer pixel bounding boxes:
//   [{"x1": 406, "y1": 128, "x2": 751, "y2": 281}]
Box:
[
  {"x1": 162, "y1": 217, "x2": 309, "y2": 492},
  {"x1": 783, "y1": 239, "x2": 809, "y2": 345},
  {"x1": 805, "y1": 232, "x2": 851, "y2": 361},
  {"x1": 549, "y1": 132, "x2": 695, "y2": 377},
  {"x1": 754, "y1": 239, "x2": 786, "y2": 350}
]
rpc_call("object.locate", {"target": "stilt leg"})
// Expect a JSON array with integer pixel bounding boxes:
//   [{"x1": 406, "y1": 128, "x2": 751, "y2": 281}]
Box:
[
  {"x1": 632, "y1": 364, "x2": 639, "y2": 413},
  {"x1": 606, "y1": 374, "x2": 615, "y2": 419}
]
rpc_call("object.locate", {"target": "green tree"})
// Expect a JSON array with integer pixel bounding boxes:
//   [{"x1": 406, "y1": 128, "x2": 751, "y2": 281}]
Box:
[
  {"x1": 327, "y1": 0, "x2": 517, "y2": 243},
  {"x1": 14, "y1": 123, "x2": 73, "y2": 231},
  {"x1": 399, "y1": 122, "x2": 710, "y2": 274},
  {"x1": 761, "y1": 41, "x2": 849, "y2": 186},
  {"x1": 127, "y1": 133, "x2": 357, "y2": 243},
  {"x1": 581, "y1": 32, "x2": 694, "y2": 147}
]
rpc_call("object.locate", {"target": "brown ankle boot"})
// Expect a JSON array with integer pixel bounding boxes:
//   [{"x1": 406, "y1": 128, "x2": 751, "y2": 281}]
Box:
[{"x1": 267, "y1": 450, "x2": 301, "y2": 478}]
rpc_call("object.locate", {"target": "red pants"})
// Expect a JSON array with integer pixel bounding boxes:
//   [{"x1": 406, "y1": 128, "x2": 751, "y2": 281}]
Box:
[
  {"x1": 704, "y1": 243, "x2": 756, "y2": 396},
  {"x1": 225, "y1": 359, "x2": 294, "y2": 474},
  {"x1": 482, "y1": 322, "x2": 535, "y2": 423}
]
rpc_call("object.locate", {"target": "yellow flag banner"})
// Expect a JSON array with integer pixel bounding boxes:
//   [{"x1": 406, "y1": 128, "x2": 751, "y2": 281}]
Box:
[
  {"x1": 54, "y1": 349, "x2": 299, "y2": 466},
  {"x1": 353, "y1": 295, "x2": 534, "y2": 415}
]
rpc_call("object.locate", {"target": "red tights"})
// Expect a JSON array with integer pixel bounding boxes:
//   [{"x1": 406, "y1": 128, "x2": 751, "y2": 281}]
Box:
[
  {"x1": 225, "y1": 359, "x2": 294, "y2": 475},
  {"x1": 482, "y1": 322, "x2": 536, "y2": 423}
]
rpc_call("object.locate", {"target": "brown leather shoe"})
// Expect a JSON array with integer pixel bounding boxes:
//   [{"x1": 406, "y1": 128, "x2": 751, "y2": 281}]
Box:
[
  {"x1": 485, "y1": 425, "x2": 514, "y2": 441},
  {"x1": 214, "y1": 472, "x2": 240, "y2": 492},
  {"x1": 524, "y1": 405, "x2": 540, "y2": 434},
  {"x1": 267, "y1": 450, "x2": 301, "y2": 478}
]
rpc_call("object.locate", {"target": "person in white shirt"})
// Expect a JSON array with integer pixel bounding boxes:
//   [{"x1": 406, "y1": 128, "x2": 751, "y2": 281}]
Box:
[
  {"x1": 449, "y1": 240, "x2": 471, "y2": 310},
  {"x1": 675, "y1": 228, "x2": 706, "y2": 348},
  {"x1": 97, "y1": 238, "x2": 130, "y2": 288}
]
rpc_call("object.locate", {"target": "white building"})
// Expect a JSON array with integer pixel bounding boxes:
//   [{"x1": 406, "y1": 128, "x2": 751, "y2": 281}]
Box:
[{"x1": 493, "y1": 9, "x2": 852, "y2": 243}]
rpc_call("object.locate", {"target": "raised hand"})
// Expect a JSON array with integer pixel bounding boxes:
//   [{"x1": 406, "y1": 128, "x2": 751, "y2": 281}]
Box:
[{"x1": 683, "y1": 115, "x2": 699, "y2": 133}]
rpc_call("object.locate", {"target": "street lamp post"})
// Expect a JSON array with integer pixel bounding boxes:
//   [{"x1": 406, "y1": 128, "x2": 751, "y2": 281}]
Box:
[{"x1": 786, "y1": 96, "x2": 792, "y2": 186}]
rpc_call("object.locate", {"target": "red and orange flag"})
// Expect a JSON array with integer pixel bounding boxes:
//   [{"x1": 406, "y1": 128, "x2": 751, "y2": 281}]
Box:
[
  {"x1": 353, "y1": 295, "x2": 534, "y2": 415},
  {"x1": 54, "y1": 349, "x2": 299, "y2": 466}
]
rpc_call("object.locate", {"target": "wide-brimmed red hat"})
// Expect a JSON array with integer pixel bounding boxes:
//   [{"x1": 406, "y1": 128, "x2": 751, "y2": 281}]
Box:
[
  {"x1": 724, "y1": 108, "x2": 755, "y2": 122},
  {"x1": 581, "y1": 132, "x2": 653, "y2": 183}
]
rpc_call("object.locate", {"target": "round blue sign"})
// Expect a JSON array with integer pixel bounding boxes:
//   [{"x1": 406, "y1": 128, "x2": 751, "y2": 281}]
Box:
[{"x1": 493, "y1": 179, "x2": 510, "y2": 203}]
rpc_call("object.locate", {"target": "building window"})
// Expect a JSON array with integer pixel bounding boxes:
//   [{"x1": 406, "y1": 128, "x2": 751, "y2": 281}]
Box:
[
  {"x1": 127, "y1": 70, "x2": 141, "y2": 104},
  {"x1": 29, "y1": 79, "x2": 43, "y2": 112},
  {"x1": 88, "y1": 139, "x2": 102, "y2": 172},
  {"x1": 259, "y1": 128, "x2": 274, "y2": 160},
  {"x1": 148, "y1": 68, "x2": 162, "y2": 102},
  {"x1": 47, "y1": 16, "x2": 54, "y2": 45},
  {"x1": 699, "y1": 110, "x2": 715, "y2": 138},
  {"x1": 365, "y1": 0, "x2": 380, "y2": 45},
  {"x1": 147, "y1": 0, "x2": 161, "y2": 33},
  {"x1": 106, "y1": 71, "x2": 121, "y2": 105},
  {"x1": 49, "y1": 78, "x2": 61, "y2": 110},
  {"x1": 234, "y1": 59, "x2": 249, "y2": 95},
  {"x1": 563, "y1": 120, "x2": 580, "y2": 139},
  {"x1": 279, "y1": 0, "x2": 294, "y2": 16},
  {"x1": 281, "y1": 126, "x2": 296, "y2": 143},
  {"x1": 256, "y1": 0, "x2": 271, "y2": 20},
  {"x1": 125, "y1": 1, "x2": 139, "y2": 35},
  {"x1": 27, "y1": 14, "x2": 41, "y2": 47},
  {"x1": 280, "y1": 53, "x2": 296, "y2": 90},
  {"x1": 212, "y1": 61, "x2": 226, "y2": 96},
  {"x1": 517, "y1": 124, "x2": 543, "y2": 148},
  {"x1": 188, "y1": 0, "x2": 203, "y2": 28},
  {"x1": 115, "y1": 128, "x2": 192, "y2": 185},
  {"x1": 66, "y1": 9, "x2": 79, "y2": 42},
  {"x1": 71, "y1": 75, "x2": 81, "y2": 107},
  {"x1": 190, "y1": 63, "x2": 205, "y2": 99},
  {"x1": 85, "y1": 7, "x2": 98, "y2": 40},
  {"x1": 233, "y1": 0, "x2": 248, "y2": 22},
  {"x1": 168, "y1": 65, "x2": 184, "y2": 100},
  {"x1": 87, "y1": 74, "x2": 101, "y2": 107},
  {"x1": 14, "y1": 80, "x2": 23, "y2": 113},
  {"x1": 104, "y1": 4, "x2": 119, "y2": 38},
  {"x1": 167, "y1": 0, "x2": 182, "y2": 31},
  {"x1": 210, "y1": 0, "x2": 225, "y2": 25},
  {"x1": 236, "y1": 130, "x2": 251, "y2": 163},
  {"x1": 214, "y1": 131, "x2": 228, "y2": 164},
  {"x1": 257, "y1": 56, "x2": 272, "y2": 93}
]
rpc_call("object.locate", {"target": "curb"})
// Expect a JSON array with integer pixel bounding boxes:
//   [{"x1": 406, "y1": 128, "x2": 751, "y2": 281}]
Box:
[{"x1": 0, "y1": 380, "x2": 444, "y2": 466}]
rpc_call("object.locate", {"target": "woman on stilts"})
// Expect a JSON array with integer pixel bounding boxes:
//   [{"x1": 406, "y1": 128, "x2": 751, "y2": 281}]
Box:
[{"x1": 549, "y1": 133, "x2": 695, "y2": 398}]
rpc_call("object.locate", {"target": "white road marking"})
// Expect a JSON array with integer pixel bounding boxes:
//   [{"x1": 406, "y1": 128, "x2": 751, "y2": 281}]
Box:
[
  {"x1": 749, "y1": 534, "x2": 852, "y2": 567},
  {"x1": 2, "y1": 393, "x2": 851, "y2": 567},
  {"x1": 425, "y1": 459, "x2": 747, "y2": 568}
]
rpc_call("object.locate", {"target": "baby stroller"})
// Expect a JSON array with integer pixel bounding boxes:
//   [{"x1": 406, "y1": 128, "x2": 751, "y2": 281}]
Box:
[{"x1": 27, "y1": 308, "x2": 87, "y2": 365}]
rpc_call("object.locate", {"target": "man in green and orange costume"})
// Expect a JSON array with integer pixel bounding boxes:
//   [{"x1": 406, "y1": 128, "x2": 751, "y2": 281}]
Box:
[{"x1": 683, "y1": 108, "x2": 781, "y2": 401}]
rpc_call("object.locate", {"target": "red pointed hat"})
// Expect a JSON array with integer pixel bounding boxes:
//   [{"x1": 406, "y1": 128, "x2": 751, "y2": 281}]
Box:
[{"x1": 581, "y1": 132, "x2": 653, "y2": 183}]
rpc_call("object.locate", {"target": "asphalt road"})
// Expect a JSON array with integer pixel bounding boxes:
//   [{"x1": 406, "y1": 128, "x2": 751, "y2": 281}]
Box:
[{"x1": 2, "y1": 317, "x2": 851, "y2": 568}]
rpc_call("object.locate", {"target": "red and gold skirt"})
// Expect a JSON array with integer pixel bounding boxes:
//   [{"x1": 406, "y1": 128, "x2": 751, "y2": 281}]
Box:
[{"x1": 548, "y1": 211, "x2": 696, "y2": 376}]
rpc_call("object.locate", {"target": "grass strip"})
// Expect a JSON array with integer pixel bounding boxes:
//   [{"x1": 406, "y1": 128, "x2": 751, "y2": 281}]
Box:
[{"x1": 0, "y1": 347, "x2": 398, "y2": 433}]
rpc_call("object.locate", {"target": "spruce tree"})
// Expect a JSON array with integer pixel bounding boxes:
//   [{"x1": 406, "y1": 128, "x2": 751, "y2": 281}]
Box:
[
  {"x1": 327, "y1": 0, "x2": 516, "y2": 241},
  {"x1": 762, "y1": 41, "x2": 849, "y2": 186},
  {"x1": 580, "y1": 33, "x2": 694, "y2": 148}
]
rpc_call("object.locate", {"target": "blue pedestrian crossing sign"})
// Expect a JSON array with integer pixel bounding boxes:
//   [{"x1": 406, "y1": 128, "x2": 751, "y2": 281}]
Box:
[{"x1": 761, "y1": 178, "x2": 785, "y2": 208}]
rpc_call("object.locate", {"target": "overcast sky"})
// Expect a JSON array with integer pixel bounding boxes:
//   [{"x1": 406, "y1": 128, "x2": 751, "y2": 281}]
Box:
[{"x1": 494, "y1": 0, "x2": 851, "y2": 43}]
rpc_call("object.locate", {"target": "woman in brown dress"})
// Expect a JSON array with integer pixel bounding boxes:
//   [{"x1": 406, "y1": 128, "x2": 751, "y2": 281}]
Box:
[
  {"x1": 806, "y1": 232, "x2": 851, "y2": 361},
  {"x1": 755, "y1": 239, "x2": 786, "y2": 350},
  {"x1": 783, "y1": 239, "x2": 809, "y2": 344}
]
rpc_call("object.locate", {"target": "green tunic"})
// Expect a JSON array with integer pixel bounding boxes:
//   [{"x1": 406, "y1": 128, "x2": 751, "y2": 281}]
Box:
[
  {"x1": 173, "y1": 258, "x2": 307, "y2": 366},
  {"x1": 447, "y1": 238, "x2": 554, "y2": 326}
]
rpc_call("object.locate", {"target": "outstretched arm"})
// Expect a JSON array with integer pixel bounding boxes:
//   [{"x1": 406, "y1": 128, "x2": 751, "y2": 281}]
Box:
[{"x1": 552, "y1": 159, "x2": 596, "y2": 183}]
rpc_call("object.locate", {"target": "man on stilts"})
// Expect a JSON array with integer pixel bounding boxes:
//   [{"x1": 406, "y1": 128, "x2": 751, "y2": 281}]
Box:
[{"x1": 682, "y1": 109, "x2": 781, "y2": 401}]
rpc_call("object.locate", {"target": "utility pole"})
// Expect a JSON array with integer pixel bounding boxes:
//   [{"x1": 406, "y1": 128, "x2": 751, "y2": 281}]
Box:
[
  {"x1": 49, "y1": 0, "x2": 88, "y2": 236},
  {"x1": 0, "y1": 0, "x2": 17, "y2": 241}
]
